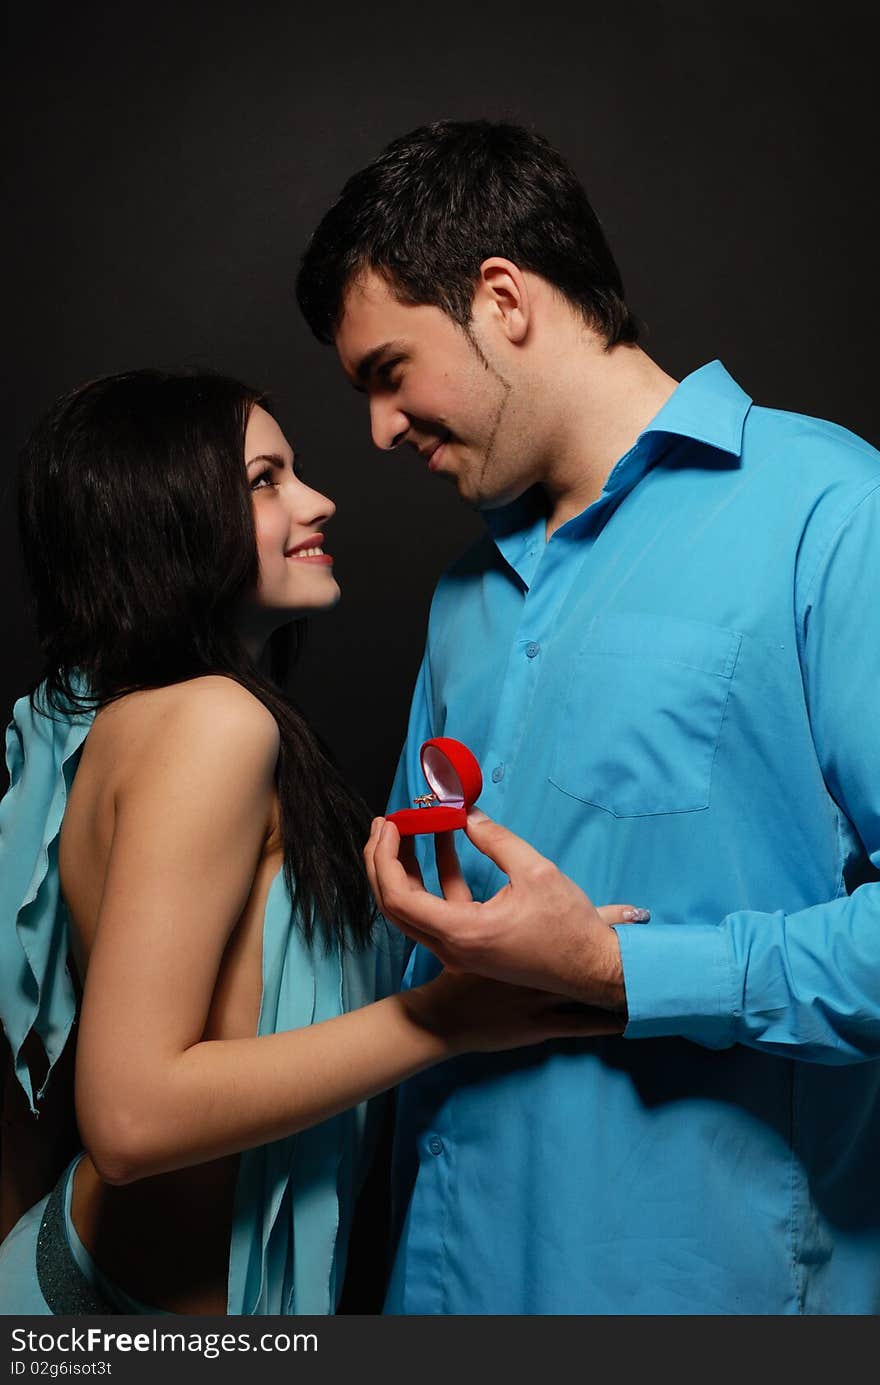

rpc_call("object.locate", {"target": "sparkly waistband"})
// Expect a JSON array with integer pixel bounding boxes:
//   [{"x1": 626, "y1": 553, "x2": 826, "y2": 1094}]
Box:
[{"x1": 35, "y1": 1162, "x2": 118, "y2": 1314}]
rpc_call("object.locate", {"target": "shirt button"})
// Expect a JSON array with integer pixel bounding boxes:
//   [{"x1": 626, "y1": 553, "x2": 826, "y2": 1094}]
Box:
[
  {"x1": 525, "y1": 642, "x2": 540, "y2": 659},
  {"x1": 428, "y1": 1136, "x2": 444, "y2": 1156},
  {"x1": 491, "y1": 765, "x2": 504, "y2": 783}
]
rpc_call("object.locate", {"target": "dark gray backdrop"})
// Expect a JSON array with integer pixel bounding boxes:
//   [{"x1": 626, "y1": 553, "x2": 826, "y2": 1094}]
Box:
[{"x1": 3, "y1": 0, "x2": 878, "y2": 808}]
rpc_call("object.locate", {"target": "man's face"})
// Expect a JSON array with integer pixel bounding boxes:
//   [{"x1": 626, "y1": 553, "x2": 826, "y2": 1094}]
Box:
[{"x1": 335, "y1": 270, "x2": 537, "y2": 509}]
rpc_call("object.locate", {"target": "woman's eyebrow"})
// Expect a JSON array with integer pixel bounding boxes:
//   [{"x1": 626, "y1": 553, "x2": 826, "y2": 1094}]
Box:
[{"x1": 246, "y1": 452, "x2": 290, "y2": 469}]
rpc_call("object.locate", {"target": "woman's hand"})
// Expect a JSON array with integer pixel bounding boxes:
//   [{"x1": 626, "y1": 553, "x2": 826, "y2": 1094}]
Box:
[{"x1": 404, "y1": 969, "x2": 628, "y2": 1055}]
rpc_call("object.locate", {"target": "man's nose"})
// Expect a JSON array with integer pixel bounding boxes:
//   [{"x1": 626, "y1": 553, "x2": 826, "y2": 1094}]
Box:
[{"x1": 370, "y1": 397, "x2": 408, "y2": 451}]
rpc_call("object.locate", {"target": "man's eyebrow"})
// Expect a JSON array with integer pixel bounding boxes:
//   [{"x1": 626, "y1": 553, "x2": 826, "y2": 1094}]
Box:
[{"x1": 352, "y1": 339, "x2": 407, "y2": 390}]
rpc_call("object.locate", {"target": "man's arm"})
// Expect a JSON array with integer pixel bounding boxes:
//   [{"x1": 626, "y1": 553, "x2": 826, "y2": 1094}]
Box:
[
  {"x1": 369, "y1": 486, "x2": 880, "y2": 1065},
  {"x1": 618, "y1": 482, "x2": 880, "y2": 1061}
]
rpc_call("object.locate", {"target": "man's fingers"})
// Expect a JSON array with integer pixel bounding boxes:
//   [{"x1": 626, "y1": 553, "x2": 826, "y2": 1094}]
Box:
[
  {"x1": 399, "y1": 833, "x2": 425, "y2": 889},
  {"x1": 596, "y1": 904, "x2": 651, "y2": 925},
  {"x1": 374, "y1": 820, "x2": 481, "y2": 939},
  {"x1": 388, "y1": 916, "x2": 452, "y2": 963},
  {"x1": 368, "y1": 819, "x2": 424, "y2": 897},
  {"x1": 434, "y1": 830, "x2": 472, "y2": 902},
  {"x1": 464, "y1": 809, "x2": 552, "y2": 879},
  {"x1": 364, "y1": 817, "x2": 385, "y2": 910},
  {"x1": 366, "y1": 822, "x2": 455, "y2": 960},
  {"x1": 372, "y1": 820, "x2": 412, "y2": 897}
]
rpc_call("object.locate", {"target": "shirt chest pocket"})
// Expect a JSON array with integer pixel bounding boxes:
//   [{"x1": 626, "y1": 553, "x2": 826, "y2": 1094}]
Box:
[{"x1": 548, "y1": 612, "x2": 742, "y2": 817}]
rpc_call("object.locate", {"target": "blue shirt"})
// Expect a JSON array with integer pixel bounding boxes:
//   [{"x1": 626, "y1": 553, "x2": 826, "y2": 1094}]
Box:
[{"x1": 384, "y1": 361, "x2": 880, "y2": 1315}]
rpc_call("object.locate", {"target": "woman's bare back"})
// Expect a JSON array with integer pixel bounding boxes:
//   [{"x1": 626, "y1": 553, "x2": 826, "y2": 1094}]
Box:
[{"x1": 58, "y1": 679, "x2": 282, "y2": 1313}]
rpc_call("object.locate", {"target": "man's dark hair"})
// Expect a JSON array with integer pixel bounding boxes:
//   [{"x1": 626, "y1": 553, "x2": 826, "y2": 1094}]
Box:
[{"x1": 296, "y1": 120, "x2": 638, "y2": 348}]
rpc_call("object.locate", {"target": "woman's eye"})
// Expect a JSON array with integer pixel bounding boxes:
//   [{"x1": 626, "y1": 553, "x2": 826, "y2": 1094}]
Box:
[{"x1": 250, "y1": 470, "x2": 277, "y2": 491}]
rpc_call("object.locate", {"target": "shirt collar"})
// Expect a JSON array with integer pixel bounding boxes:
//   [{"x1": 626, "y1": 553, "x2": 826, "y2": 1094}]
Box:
[
  {"x1": 485, "y1": 359, "x2": 752, "y2": 568},
  {"x1": 598, "y1": 359, "x2": 751, "y2": 501},
  {"x1": 639, "y1": 358, "x2": 751, "y2": 459}
]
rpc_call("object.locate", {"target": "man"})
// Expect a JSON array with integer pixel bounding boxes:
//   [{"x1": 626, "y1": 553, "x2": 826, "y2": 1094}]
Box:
[{"x1": 296, "y1": 121, "x2": 880, "y2": 1314}]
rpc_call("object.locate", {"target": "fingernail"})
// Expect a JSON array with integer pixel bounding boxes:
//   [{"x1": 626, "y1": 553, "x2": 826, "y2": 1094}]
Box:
[
  {"x1": 622, "y1": 907, "x2": 651, "y2": 923},
  {"x1": 467, "y1": 809, "x2": 488, "y2": 824},
  {"x1": 377, "y1": 820, "x2": 387, "y2": 842}
]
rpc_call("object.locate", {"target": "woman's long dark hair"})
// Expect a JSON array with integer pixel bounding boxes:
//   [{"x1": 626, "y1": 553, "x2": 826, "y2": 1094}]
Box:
[{"x1": 18, "y1": 370, "x2": 375, "y2": 950}]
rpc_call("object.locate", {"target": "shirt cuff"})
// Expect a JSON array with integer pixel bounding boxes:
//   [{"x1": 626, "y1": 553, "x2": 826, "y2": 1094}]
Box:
[{"x1": 613, "y1": 922, "x2": 737, "y2": 1049}]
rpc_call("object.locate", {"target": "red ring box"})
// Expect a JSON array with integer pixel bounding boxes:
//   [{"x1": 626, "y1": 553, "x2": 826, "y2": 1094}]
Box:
[{"x1": 386, "y1": 738, "x2": 483, "y2": 836}]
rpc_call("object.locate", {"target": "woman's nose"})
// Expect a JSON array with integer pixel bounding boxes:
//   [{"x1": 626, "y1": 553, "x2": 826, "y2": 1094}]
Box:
[
  {"x1": 287, "y1": 482, "x2": 335, "y2": 526},
  {"x1": 305, "y1": 486, "x2": 335, "y2": 524}
]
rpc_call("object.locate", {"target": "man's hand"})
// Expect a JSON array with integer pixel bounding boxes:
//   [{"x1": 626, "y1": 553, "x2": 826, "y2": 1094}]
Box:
[{"x1": 364, "y1": 810, "x2": 650, "y2": 1014}]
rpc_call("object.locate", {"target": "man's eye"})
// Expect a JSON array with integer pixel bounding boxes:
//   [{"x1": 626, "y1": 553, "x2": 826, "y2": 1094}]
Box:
[{"x1": 378, "y1": 359, "x2": 403, "y2": 388}]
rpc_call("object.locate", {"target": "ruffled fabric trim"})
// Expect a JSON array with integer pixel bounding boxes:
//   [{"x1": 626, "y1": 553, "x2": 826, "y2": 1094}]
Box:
[
  {"x1": 0, "y1": 689, "x2": 93, "y2": 1113},
  {"x1": 226, "y1": 879, "x2": 405, "y2": 1315}
]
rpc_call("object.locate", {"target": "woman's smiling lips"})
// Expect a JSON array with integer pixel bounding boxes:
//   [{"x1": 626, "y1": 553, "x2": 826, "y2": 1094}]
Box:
[{"x1": 285, "y1": 533, "x2": 334, "y2": 564}]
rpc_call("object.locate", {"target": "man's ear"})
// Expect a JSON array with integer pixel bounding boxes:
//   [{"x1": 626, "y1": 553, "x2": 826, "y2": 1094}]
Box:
[{"x1": 472, "y1": 258, "x2": 530, "y2": 345}]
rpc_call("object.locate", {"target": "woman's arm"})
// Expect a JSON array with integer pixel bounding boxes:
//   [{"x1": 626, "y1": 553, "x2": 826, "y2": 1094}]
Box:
[{"x1": 75, "y1": 681, "x2": 596, "y2": 1186}]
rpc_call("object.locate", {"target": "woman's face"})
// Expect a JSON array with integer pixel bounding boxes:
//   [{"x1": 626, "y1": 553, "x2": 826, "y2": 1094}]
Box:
[{"x1": 242, "y1": 404, "x2": 340, "y2": 631}]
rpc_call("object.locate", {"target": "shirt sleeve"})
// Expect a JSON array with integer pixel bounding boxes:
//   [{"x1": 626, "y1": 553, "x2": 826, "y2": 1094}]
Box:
[{"x1": 617, "y1": 483, "x2": 880, "y2": 1063}]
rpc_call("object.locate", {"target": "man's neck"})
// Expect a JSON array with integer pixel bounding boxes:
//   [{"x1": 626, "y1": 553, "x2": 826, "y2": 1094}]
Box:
[{"x1": 538, "y1": 342, "x2": 678, "y2": 538}]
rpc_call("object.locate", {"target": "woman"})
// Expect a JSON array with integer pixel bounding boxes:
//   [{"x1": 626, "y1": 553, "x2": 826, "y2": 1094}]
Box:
[{"x1": 0, "y1": 371, "x2": 614, "y2": 1315}]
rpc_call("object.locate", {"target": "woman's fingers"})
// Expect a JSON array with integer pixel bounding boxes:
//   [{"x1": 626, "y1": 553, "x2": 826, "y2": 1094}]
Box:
[
  {"x1": 434, "y1": 831, "x2": 472, "y2": 903},
  {"x1": 596, "y1": 904, "x2": 651, "y2": 925}
]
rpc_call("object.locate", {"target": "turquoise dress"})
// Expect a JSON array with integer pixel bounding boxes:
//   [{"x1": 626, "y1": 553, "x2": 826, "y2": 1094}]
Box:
[{"x1": 0, "y1": 688, "x2": 405, "y2": 1314}]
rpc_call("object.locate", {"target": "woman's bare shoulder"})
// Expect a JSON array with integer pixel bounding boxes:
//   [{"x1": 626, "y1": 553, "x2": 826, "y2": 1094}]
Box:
[{"x1": 89, "y1": 676, "x2": 280, "y2": 776}]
